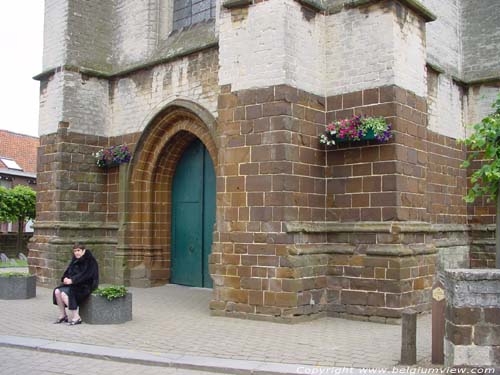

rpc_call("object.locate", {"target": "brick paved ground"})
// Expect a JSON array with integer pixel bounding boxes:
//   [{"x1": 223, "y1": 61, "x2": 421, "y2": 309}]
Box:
[
  {"x1": 0, "y1": 285, "x2": 432, "y2": 368},
  {"x1": 1, "y1": 347, "x2": 221, "y2": 375}
]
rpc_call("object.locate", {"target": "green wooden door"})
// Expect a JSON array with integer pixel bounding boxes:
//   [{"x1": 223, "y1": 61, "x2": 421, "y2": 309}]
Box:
[{"x1": 171, "y1": 139, "x2": 215, "y2": 288}]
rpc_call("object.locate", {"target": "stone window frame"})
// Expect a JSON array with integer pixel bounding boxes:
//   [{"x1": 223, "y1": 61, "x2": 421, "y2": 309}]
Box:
[{"x1": 159, "y1": 0, "x2": 216, "y2": 37}]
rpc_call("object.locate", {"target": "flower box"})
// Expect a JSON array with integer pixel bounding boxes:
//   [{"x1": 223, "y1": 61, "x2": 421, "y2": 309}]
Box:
[
  {"x1": 79, "y1": 292, "x2": 132, "y2": 324},
  {"x1": 0, "y1": 274, "x2": 36, "y2": 300},
  {"x1": 335, "y1": 128, "x2": 377, "y2": 143},
  {"x1": 94, "y1": 145, "x2": 132, "y2": 169},
  {"x1": 320, "y1": 116, "x2": 392, "y2": 146}
]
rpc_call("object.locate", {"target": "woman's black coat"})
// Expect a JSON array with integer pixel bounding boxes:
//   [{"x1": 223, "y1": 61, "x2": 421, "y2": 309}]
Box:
[{"x1": 52, "y1": 249, "x2": 99, "y2": 310}]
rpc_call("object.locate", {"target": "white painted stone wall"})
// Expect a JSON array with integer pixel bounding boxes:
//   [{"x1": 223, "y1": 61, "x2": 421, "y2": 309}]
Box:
[
  {"x1": 112, "y1": 0, "x2": 159, "y2": 69},
  {"x1": 326, "y1": 3, "x2": 426, "y2": 97},
  {"x1": 283, "y1": 1, "x2": 325, "y2": 96},
  {"x1": 220, "y1": 0, "x2": 426, "y2": 97},
  {"x1": 62, "y1": 72, "x2": 111, "y2": 136},
  {"x1": 393, "y1": 4, "x2": 427, "y2": 98},
  {"x1": 466, "y1": 85, "x2": 500, "y2": 135},
  {"x1": 325, "y1": 6, "x2": 394, "y2": 96},
  {"x1": 110, "y1": 51, "x2": 219, "y2": 136},
  {"x1": 421, "y1": 0, "x2": 461, "y2": 77},
  {"x1": 219, "y1": 0, "x2": 290, "y2": 91},
  {"x1": 38, "y1": 71, "x2": 110, "y2": 136},
  {"x1": 39, "y1": 73, "x2": 65, "y2": 136},
  {"x1": 42, "y1": 0, "x2": 68, "y2": 70},
  {"x1": 427, "y1": 71, "x2": 465, "y2": 139}
]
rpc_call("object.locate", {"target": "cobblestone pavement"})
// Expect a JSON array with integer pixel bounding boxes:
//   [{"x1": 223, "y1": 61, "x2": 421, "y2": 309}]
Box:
[
  {"x1": 0, "y1": 347, "x2": 223, "y2": 375},
  {"x1": 0, "y1": 285, "x2": 432, "y2": 368}
]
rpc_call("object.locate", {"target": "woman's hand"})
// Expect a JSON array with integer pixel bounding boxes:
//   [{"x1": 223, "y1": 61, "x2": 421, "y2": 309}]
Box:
[{"x1": 63, "y1": 277, "x2": 73, "y2": 285}]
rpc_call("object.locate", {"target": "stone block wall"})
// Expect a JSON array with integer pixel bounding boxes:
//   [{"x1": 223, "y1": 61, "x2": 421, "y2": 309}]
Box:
[
  {"x1": 210, "y1": 83, "x2": 327, "y2": 321},
  {"x1": 29, "y1": 122, "x2": 118, "y2": 286},
  {"x1": 444, "y1": 269, "x2": 500, "y2": 368}
]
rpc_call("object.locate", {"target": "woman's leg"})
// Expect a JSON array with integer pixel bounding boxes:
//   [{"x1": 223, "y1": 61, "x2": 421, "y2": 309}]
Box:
[
  {"x1": 54, "y1": 288, "x2": 67, "y2": 319},
  {"x1": 62, "y1": 292, "x2": 81, "y2": 322}
]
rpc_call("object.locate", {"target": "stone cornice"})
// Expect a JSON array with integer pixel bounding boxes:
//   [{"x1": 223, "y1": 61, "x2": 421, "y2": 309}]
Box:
[
  {"x1": 427, "y1": 62, "x2": 500, "y2": 87},
  {"x1": 344, "y1": 0, "x2": 436, "y2": 22},
  {"x1": 33, "y1": 42, "x2": 218, "y2": 82}
]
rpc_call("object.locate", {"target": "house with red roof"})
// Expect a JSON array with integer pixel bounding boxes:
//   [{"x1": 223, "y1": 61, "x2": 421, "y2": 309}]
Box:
[{"x1": 0, "y1": 130, "x2": 38, "y2": 235}]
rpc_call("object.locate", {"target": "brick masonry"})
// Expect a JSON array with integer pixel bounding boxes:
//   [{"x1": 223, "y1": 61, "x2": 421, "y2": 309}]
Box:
[
  {"x1": 31, "y1": 0, "x2": 500, "y2": 323},
  {"x1": 444, "y1": 269, "x2": 500, "y2": 367}
]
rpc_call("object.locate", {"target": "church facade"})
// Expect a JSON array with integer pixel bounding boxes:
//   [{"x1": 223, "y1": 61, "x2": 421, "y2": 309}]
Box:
[{"x1": 30, "y1": 0, "x2": 500, "y2": 322}]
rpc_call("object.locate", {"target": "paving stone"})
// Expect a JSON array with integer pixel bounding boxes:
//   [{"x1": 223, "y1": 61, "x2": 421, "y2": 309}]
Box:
[{"x1": 0, "y1": 285, "x2": 432, "y2": 369}]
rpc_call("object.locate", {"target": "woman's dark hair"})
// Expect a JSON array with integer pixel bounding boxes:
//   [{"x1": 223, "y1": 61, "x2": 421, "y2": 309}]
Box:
[{"x1": 73, "y1": 242, "x2": 86, "y2": 250}]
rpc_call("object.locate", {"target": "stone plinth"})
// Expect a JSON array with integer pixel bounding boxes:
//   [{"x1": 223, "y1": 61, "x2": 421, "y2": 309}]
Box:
[
  {"x1": 0, "y1": 275, "x2": 36, "y2": 299},
  {"x1": 79, "y1": 293, "x2": 132, "y2": 324},
  {"x1": 444, "y1": 269, "x2": 500, "y2": 368}
]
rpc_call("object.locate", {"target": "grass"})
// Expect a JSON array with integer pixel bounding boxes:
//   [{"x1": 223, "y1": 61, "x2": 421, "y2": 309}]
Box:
[
  {"x1": 0, "y1": 259, "x2": 28, "y2": 268},
  {"x1": 0, "y1": 271, "x2": 29, "y2": 277}
]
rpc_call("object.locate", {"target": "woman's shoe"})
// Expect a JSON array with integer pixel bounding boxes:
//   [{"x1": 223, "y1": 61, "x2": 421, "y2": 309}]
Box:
[
  {"x1": 54, "y1": 316, "x2": 68, "y2": 324},
  {"x1": 68, "y1": 318, "x2": 82, "y2": 325}
]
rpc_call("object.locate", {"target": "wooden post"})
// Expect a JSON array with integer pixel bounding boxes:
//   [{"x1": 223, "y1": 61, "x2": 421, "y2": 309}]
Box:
[
  {"x1": 431, "y1": 276, "x2": 445, "y2": 364},
  {"x1": 496, "y1": 185, "x2": 500, "y2": 268},
  {"x1": 401, "y1": 308, "x2": 417, "y2": 365}
]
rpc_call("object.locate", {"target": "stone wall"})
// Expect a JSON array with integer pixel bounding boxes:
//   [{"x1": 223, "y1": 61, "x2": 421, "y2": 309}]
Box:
[
  {"x1": 444, "y1": 269, "x2": 500, "y2": 368},
  {"x1": 29, "y1": 122, "x2": 117, "y2": 286},
  {"x1": 461, "y1": 0, "x2": 500, "y2": 83}
]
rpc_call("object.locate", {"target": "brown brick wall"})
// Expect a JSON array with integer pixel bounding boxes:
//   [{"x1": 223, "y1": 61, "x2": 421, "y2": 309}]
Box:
[
  {"x1": 326, "y1": 86, "x2": 429, "y2": 222},
  {"x1": 426, "y1": 132, "x2": 468, "y2": 224},
  {"x1": 211, "y1": 84, "x2": 328, "y2": 320}
]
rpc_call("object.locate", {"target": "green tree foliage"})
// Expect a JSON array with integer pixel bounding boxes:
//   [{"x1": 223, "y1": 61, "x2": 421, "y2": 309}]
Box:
[
  {"x1": 0, "y1": 185, "x2": 36, "y2": 223},
  {"x1": 461, "y1": 92, "x2": 500, "y2": 203},
  {"x1": 0, "y1": 185, "x2": 36, "y2": 252}
]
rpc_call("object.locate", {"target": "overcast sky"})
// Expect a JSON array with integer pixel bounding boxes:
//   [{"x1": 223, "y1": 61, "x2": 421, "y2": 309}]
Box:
[{"x1": 0, "y1": 1, "x2": 44, "y2": 137}]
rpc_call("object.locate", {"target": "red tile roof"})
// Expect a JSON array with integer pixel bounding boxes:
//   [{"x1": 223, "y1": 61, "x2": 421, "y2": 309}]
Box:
[{"x1": 0, "y1": 130, "x2": 39, "y2": 174}]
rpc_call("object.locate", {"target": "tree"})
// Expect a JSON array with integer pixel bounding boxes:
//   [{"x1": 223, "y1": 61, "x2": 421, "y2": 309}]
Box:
[
  {"x1": 0, "y1": 185, "x2": 36, "y2": 252},
  {"x1": 461, "y1": 91, "x2": 500, "y2": 268}
]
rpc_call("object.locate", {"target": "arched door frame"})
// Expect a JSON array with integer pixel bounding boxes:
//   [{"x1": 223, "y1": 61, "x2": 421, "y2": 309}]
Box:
[{"x1": 119, "y1": 101, "x2": 218, "y2": 286}]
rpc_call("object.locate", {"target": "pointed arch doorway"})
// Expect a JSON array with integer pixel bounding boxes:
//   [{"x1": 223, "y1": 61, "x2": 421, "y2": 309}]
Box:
[{"x1": 171, "y1": 138, "x2": 215, "y2": 288}]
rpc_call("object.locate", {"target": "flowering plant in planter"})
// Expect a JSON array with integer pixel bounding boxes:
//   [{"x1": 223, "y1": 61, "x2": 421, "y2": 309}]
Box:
[
  {"x1": 320, "y1": 115, "x2": 392, "y2": 146},
  {"x1": 94, "y1": 145, "x2": 132, "y2": 168}
]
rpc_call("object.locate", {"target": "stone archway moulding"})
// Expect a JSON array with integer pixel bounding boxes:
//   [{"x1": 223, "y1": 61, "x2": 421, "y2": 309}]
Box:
[{"x1": 116, "y1": 101, "x2": 218, "y2": 286}]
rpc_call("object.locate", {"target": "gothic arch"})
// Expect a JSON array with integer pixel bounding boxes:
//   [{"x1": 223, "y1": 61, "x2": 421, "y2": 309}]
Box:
[{"x1": 120, "y1": 102, "x2": 218, "y2": 286}]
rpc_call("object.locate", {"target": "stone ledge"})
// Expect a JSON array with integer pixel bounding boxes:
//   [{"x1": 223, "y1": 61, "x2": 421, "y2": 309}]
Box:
[
  {"x1": 444, "y1": 269, "x2": 500, "y2": 282},
  {"x1": 287, "y1": 244, "x2": 355, "y2": 255},
  {"x1": 285, "y1": 221, "x2": 471, "y2": 234},
  {"x1": 366, "y1": 244, "x2": 437, "y2": 256},
  {"x1": 344, "y1": 0, "x2": 436, "y2": 22},
  {"x1": 34, "y1": 222, "x2": 119, "y2": 230},
  {"x1": 222, "y1": 0, "x2": 253, "y2": 8}
]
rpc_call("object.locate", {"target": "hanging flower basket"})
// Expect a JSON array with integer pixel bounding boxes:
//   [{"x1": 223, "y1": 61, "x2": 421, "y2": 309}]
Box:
[
  {"x1": 94, "y1": 145, "x2": 132, "y2": 168},
  {"x1": 320, "y1": 116, "x2": 392, "y2": 146}
]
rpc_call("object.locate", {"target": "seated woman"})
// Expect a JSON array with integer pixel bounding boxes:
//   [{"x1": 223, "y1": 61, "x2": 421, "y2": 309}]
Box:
[{"x1": 52, "y1": 243, "x2": 99, "y2": 325}]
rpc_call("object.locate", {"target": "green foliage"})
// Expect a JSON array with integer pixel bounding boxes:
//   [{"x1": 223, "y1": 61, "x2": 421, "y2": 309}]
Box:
[
  {"x1": 460, "y1": 92, "x2": 500, "y2": 203},
  {"x1": 0, "y1": 259, "x2": 28, "y2": 268},
  {"x1": 0, "y1": 185, "x2": 36, "y2": 223},
  {"x1": 0, "y1": 272, "x2": 30, "y2": 277},
  {"x1": 94, "y1": 285, "x2": 128, "y2": 301}
]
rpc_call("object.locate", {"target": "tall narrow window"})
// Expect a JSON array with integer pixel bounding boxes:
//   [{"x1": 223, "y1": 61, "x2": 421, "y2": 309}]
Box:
[{"x1": 173, "y1": 0, "x2": 215, "y2": 31}]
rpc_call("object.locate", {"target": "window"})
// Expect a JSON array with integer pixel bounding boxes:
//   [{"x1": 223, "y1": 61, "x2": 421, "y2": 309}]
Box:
[
  {"x1": 172, "y1": 0, "x2": 216, "y2": 31},
  {"x1": 0, "y1": 157, "x2": 22, "y2": 171}
]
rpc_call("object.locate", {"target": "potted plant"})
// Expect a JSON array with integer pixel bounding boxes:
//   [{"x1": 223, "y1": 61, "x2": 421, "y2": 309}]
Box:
[
  {"x1": 79, "y1": 285, "x2": 132, "y2": 324},
  {"x1": 94, "y1": 145, "x2": 132, "y2": 168},
  {"x1": 0, "y1": 272, "x2": 36, "y2": 300},
  {"x1": 320, "y1": 115, "x2": 392, "y2": 146}
]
